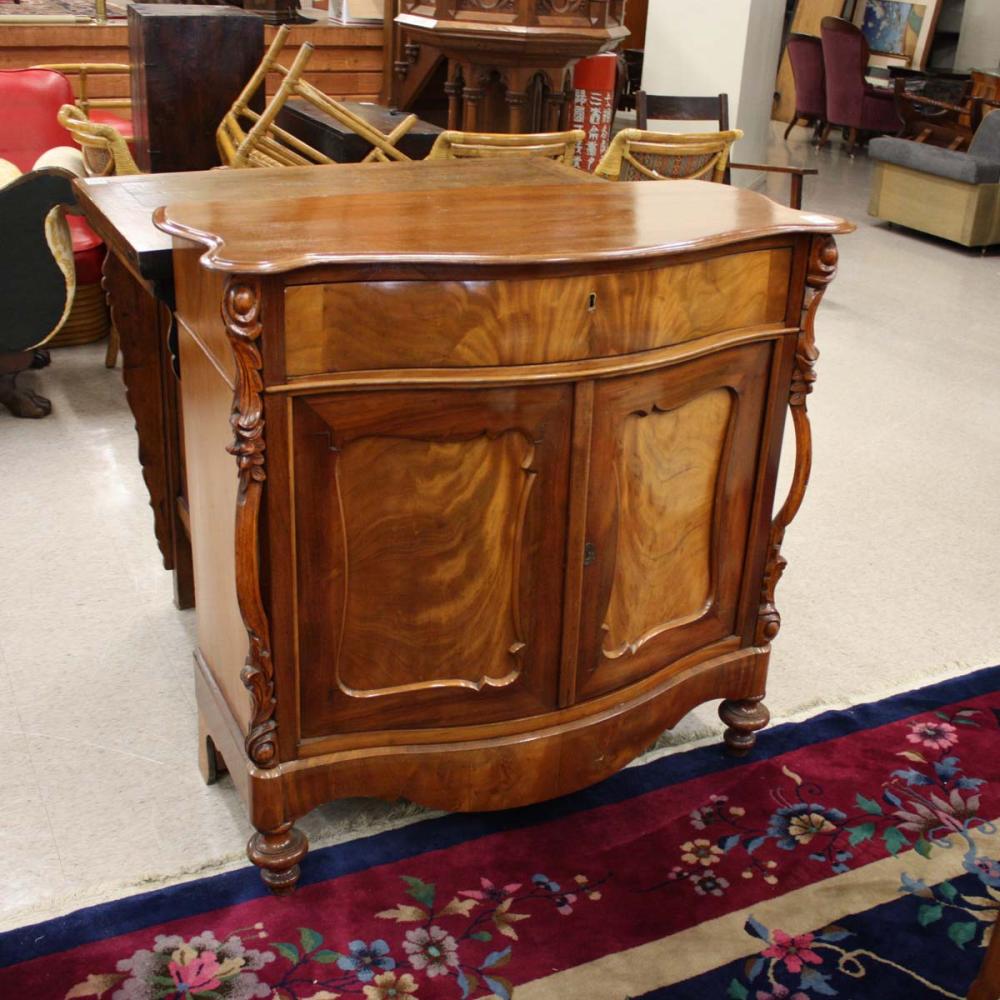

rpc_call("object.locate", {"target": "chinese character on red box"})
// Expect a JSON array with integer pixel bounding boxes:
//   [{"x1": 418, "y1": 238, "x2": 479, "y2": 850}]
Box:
[{"x1": 571, "y1": 54, "x2": 618, "y2": 172}]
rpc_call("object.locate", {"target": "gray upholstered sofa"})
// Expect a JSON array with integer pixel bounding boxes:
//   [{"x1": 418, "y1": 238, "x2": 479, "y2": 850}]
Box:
[{"x1": 868, "y1": 111, "x2": 1000, "y2": 247}]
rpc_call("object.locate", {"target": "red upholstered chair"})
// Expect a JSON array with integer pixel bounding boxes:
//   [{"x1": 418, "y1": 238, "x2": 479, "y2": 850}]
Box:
[
  {"x1": 819, "y1": 16, "x2": 900, "y2": 156},
  {"x1": 0, "y1": 69, "x2": 110, "y2": 352},
  {"x1": 784, "y1": 33, "x2": 826, "y2": 140}
]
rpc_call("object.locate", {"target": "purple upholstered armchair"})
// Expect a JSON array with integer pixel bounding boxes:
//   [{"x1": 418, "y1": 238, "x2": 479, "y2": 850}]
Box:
[
  {"x1": 784, "y1": 33, "x2": 826, "y2": 140},
  {"x1": 819, "y1": 16, "x2": 900, "y2": 155}
]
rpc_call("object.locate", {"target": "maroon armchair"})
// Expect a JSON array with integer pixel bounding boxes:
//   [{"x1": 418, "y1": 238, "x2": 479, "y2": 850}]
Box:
[
  {"x1": 784, "y1": 33, "x2": 826, "y2": 140},
  {"x1": 819, "y1": 16, "x2": 899, "y2": 155}
]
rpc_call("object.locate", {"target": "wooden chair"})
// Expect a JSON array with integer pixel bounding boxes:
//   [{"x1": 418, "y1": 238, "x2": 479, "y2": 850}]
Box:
[
  {"x1": 57, "y1": 105, "x2": 139, "y2": 178},
  {"x1": 595, "y1": 127, "x2": 742, "y2": 183},
  {"x1": 635, "y1": 91, "x2": 818, "y2": 209},
  {"x1": 218, "y1": 25, "x2": 417, "y2": 168},
  {"x1": 427, "y1": 129, "x2": 584, "y2": 164}
]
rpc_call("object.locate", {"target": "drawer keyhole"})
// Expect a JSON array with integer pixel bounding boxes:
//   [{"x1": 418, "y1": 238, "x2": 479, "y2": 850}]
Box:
[
  {"x1": 583, "y1": 541, "x2": 597, "y2": 566},
  {"x1": 586, "y1": 291, "x2": 598, "y2": 312}
]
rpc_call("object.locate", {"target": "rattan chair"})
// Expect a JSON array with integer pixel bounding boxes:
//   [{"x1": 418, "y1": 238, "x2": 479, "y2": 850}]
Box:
[
  {"x1": 218, "y1": 25, "x2": 417, "y2": 168},
  {"x1": 33, "y1": 63, "x2": 132, "y2": 134},
  {"x1": 426, "y1": 129, "x2": 585, "y2": 165},
  {"x1": 57, "y1": 104, "x2": 139, "y2": 178},
  {"x1": 594, "y1": 128, "x2": 743, "y2": 183},
  {"x1": 57, "y1": 105, "x2": 137, "y2": 367}
]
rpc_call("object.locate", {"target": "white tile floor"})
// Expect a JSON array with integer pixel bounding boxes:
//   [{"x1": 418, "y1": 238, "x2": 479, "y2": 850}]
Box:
[{"x1": 1, "y1": 124, "x2": 999, "y2": 930}]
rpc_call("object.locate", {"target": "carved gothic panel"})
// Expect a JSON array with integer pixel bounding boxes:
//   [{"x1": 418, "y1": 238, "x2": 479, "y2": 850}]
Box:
[{"x1": 294, "y1": 385, "x2": 571, "y2": 737}]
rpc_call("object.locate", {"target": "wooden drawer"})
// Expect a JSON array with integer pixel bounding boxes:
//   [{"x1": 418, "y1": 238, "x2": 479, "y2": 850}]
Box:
[{"x1": 284, "y1": 247, "x2": 792, "y2": 376}]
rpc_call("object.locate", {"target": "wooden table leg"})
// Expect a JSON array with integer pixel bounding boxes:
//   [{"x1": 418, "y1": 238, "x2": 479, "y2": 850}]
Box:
[
  {"x1": 968, "y1": 914, "x2": 1000, "y2": 1000},
  {"x1": 103, "y1": 251, "x2": 195, "y2": 609}
]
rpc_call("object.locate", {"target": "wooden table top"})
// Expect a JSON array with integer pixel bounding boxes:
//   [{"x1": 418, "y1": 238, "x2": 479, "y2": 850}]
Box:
[
  {"x1": 75, "y1": 158, "x2": 597, "y2": 285},
  {"x1": 155, "y1": 173, "x2": 852, "y2": 275}
]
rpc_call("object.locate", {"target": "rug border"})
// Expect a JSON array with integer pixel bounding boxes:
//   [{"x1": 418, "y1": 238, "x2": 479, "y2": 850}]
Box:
[{"x1": 2, "y1": 663, "x2": 997, "y2": 969}]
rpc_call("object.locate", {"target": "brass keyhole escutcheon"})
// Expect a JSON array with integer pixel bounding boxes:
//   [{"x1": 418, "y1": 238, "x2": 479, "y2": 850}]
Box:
[
  {"x1": 583, "y1": 542, "x2": 597, "y2": 566},
  {"x1": 587, "y1": 291, "x2": 598, "y2": 312}
]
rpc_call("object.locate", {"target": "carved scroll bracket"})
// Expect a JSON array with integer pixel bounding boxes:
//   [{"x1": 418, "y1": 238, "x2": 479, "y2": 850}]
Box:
[
  {"x1": 754, "y1": 235, "x2": 839, "y2": 645},
  {"x1": 223, "y1": 277, "x2": 278, "y2": 769}
]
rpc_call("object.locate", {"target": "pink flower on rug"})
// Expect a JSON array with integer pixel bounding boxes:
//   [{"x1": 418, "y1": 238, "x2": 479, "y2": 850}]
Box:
[
  {"x1": 907, "y1": 720, "x2": 958, "y2": 750},
  {"x1": 167, "y1": 947, "x2": 225, "y2": 992},
  {"x1": 458, "y1": 877, "x2": 522, "y2": 903},
  {"x1": 402, "y1": 926, "x2": 459, "y2": 977},
  {"x1": 761, "y1": 930, "x2": 823, "y2": 974},
  {"x1": 756, "y1": 985, "x2": 809, "y2": 1000}
]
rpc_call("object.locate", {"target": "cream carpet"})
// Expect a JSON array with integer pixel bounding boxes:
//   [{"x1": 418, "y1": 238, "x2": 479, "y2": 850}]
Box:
[{"x1": 0, "y1": 125, "x2": 998, "y2": 930}]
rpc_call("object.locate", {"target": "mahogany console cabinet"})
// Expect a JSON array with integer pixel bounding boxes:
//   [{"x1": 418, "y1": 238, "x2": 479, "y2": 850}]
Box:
[{"x1": 155, "y1": 169, "x2": 850, "y2": 892}]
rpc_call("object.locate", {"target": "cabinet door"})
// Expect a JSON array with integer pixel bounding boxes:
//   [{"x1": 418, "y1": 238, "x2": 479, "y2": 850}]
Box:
[
  {"x1": 292, "y1": 384, "x2": 571, "y2": 737},
  {"x1": 576, "y1": 342, "x2": 773, "y2": 700}
]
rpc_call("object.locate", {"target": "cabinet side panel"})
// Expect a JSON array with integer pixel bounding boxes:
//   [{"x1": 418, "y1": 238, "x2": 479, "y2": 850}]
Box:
[{"x1": 178, "y1": 320, "x2": 250, "y2": 734}]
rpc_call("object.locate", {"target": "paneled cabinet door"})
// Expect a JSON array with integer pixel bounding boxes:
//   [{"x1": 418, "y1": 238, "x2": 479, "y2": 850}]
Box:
[
  {"x1": 576, "y1": 342, "x2": 774, "y2": 700},
  {"x1": 291, "y1": 384, "x2": 573, "y2": 737}
]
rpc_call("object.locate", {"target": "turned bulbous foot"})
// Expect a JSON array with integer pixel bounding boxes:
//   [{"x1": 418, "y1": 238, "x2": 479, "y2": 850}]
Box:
[
  {"x1": 248, "y1": 822, "x2": 308, "y2": 895},
  {"x1": 720, "y1": 696, "x2": 770, "y2": 757}
]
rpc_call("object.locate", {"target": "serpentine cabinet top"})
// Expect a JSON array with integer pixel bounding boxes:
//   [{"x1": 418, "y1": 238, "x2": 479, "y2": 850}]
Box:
[{"x1": 153, "y1": 167, "x2": 853, "y2": 275}]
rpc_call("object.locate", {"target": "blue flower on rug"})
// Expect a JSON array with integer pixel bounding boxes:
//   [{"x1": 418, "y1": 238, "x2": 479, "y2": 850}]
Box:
[
  {"x1": 767, "y1": 804, "x2": 848, "y2": 851},
  {"x1": 337, "y1": 939, "x2": 395, "y2": 982}
]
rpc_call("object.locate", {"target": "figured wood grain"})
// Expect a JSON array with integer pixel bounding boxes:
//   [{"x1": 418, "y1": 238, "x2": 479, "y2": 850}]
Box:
[
  {"x1": 576, "y1": 341, "x2": 772, "y2": 701},
  {"x1": 77, "y1": 158, "x2": 597, "y2": 284},
  {"x1": 154, "y1": 177, "x2": 851, "y2": 274},
  {"x1": 283, "y1": 249, "x2": 792, "y2": 374},
  {"x1": 602, "y1": 388, "x2": 734, "y2": 659},
  {"x1": 292, "y1": 384, "x2": 571, "y2": 736},
  {"x1": 334, "y1": 430, "x2": 535, "y2": 696}
]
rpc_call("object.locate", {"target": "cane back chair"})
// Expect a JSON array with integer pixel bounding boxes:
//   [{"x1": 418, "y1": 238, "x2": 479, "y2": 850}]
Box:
[{"x1": 426, "y1": 129, "x2": 584, "y2": 164}]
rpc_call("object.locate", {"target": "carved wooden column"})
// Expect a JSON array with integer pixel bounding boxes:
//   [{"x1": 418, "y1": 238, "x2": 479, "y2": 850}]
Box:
[{"x1": 719, "y1": 234, "x2": 841, "y2": 757}]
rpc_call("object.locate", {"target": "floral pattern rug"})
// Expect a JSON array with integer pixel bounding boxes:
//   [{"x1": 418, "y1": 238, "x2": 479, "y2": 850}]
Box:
[{"x1": 1, "y1": 665, "x2": 999, "y2": 999}]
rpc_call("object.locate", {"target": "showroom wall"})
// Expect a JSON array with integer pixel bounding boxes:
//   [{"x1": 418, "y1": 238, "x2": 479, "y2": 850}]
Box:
[{"x1": 641, "y1": 0, "x2": 786, "y2": 186}]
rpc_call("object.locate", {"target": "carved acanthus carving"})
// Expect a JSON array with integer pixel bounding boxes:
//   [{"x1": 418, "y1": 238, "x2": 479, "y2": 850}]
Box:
[
  {"x1": 222, "y1": 277, "x2": 278, "y2": 769},
  {"x1": 754, "y1": 235, "x2": 839, "y2": 645}
]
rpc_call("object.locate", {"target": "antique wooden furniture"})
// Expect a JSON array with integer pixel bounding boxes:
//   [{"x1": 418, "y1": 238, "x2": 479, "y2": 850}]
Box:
[
  {"x1": 276, "y1": 98, "x2": 442, "y2": 162},
  {"x1": 426, "y1": 128, "x2": 583, "y2": 163},
  {"x1": 151, "y1": 166, "x2": 850, "y2": 892},
  {"x1": 634, "y1": 92, "x2": 819, "y2": 210},
  {"x1": 0, "y1": 168, "x2": 76, "y2": 419},
  {"x1": 387, "y1": 0, "x2": 628, "y2": 132},
  {"x1": 218, "y1": 26, "x2": 417, "y2": 167},
  {"x1": 869, "y1": 109, "x2": 1000, "y2": 247},
  {"x1": 72, "y1": 158, "x2": 593, "y2": 612},
  {"x1": 129, "y1": 4, "x2": 265, "y2": 173},
  {"x1": 595, "y1": 128, "x2": 743, "y2": 183},
  {"x1": 968, "y1": 910, "x2": 1000, "y2": 1000}
]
